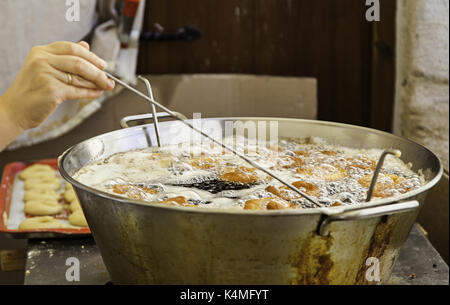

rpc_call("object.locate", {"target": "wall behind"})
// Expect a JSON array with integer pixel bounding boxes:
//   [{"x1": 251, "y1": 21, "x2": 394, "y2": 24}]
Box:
[
  {"x1": 136, "y1": 0, "x2": 396, "y2": 131},
  {"x1": 395, "y1": 0, "x2": 449, "y2": 263}
]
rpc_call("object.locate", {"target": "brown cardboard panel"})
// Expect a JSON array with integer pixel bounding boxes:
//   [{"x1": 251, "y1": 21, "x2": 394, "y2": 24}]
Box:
[{"x1": 148, "y1": 74, "x2": 317, "y2": 119}]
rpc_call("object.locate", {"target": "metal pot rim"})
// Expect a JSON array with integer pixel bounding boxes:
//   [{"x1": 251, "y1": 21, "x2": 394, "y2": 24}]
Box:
[{"x1": 58, "y1": 117, "x2": 443, "y2": 216}]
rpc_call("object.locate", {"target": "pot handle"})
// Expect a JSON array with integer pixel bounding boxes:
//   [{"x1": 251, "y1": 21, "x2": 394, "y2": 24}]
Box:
[
  {"x1": 120, "y1": 112, "x2": 187, "y2": 128},
  {"x1": 317, "y1": 200, "x2": 419, "y2": 236}
]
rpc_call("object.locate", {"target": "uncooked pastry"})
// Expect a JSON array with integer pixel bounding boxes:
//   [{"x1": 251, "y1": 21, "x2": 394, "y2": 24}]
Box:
[
  {"x1": 24, "y1": 199, "x2": 63, "y2": 215},
  {"x1": 68, "y1": 210, "x2": 88, "y2": 227},
  {"x1": 23, "y1": 179, "x2": 61, "y2": 191},
  {"x1": 64, "y1": 189, "x2": 77, "y2": 202},
  {"x1": 23, "y1": 189, "x2": 58, "y2": 202},
  {"x1": 18, "y1": 216, "x2": 65, "y2": 230},
  {"x1": 23, "y1": 173, "x2": 58, "y2": 183},
  {"x1": 65, "y1": 182, "x2": 74, "y2": 190},
  {"x1": 21, "y1": 171, "x2": 57, "y2": 181},
  {"x1": 69, "y1": 198, "x2": 82, "y2": 212},
  {"x1": 19, "y1": 164, "x2": 55, "y2": 180}
]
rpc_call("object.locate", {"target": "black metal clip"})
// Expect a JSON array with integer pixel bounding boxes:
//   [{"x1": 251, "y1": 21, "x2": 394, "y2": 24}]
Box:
[{"x1": 140, "y1": 25, "x2": 201, "y2": 42}]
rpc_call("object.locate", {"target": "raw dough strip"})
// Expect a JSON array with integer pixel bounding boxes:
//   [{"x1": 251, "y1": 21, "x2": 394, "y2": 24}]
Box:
[
  {"x1": 19, "y1": 216, "x2": 65, "y2": 230},
  {"x1": 69, "y1": 199, "x2": 82, "y2": 212},
  {"x1": 23, "y1": 190, "x2": 59, "y2": 202},
  {"x1": 68, "y1": 210, "x2": 88, "y2": 227},
  {"x1": 64, "y1": 189, "x2": 77, "y2": 202},
  {"x1": 23, "y1": 179, "x2": 61, "y2": 191},
  {"x1": 24, "y1": 199, "x2": 63, "y2": 216},
  {"x1": 19, "y1": 164, "x2": 55, "y2": 180}
]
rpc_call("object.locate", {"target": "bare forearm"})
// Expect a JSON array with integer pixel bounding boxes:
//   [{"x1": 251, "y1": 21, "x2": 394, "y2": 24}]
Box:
[
  {"x1": 0, "y1": 95, "x2": 25, "y2": 151},
  {"x1": 0, "y1": 41, "x2": 113, "y2": 152}
]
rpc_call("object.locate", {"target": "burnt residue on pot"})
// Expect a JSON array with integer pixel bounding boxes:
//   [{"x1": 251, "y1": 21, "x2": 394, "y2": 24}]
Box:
[
  {"x1": 115, "y1": 208, "x2": 156, "y2": 284},
  {"x1": 355, "y1": 216, "x2": 398, "y2": 284},
  {"x1": 291, "y1": 232, "x2": 334, "y2": 285}
]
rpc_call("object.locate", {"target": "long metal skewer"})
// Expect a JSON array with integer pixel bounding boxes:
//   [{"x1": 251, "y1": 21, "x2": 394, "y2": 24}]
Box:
[
  {"x1": 366, "y1": 149, "x2": 402, "y2": 202},
  {"x1": 137, "y1": 76, "x2": 161, "y2": 147},
  {"x1": 105, "y1": 72, "x2": 323, "y2": 207}
]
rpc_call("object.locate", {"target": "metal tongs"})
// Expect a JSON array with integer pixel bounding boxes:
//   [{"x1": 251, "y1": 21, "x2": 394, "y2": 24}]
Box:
[{"x1": 105, "y1": 72, "x2": 400, "y2": 207}]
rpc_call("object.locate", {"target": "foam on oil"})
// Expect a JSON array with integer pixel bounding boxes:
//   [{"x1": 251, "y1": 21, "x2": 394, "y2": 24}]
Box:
[{"x1": 74, "y1": 137, "x2": 425, "y2": 209}]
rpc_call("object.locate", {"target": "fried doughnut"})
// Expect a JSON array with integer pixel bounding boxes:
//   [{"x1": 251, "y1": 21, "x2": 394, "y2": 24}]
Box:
[
  {"x1": 23, "y1": 189, "x2": 58, "y2": 202},
  {"x1": 112, "y1": 184, "x2": 158, "y2": 195},
  {"x1": 189, "y1": 156, "x2": 220, "y2": 169},
  {"x1": 69, "y1": 198, "x2": 82, "y2": 212},
  {"x1": 320, "y1": 150, "x2": 338, "y2": 156},
  {"x1": 296, "y1": 164, "x2": 347, "y2": 181},
  {"x1": 18, "y1": 164, "x2": 54, "y2": 180},
  {"x1": 280, "y1": 156, "x2": 304, "y2": 169},
  {"x1": 266, "y1": 181, "x2": 320, "y2": 201},
  {"x1": 158, "y1": 196, "x2": 194, "y2": 206},
  {"x1": 112, "y1": 184, "x2": 129, "y2": 195},
  {"x1": 68, "y1": 210, "x2": 88, "y2": 227},
  {"x1": 220, "y1": 167, "x2": 260, "y2": 184},
  {"x1": 148, "y1": 153, "x2": 173, "y2": 163},
  {"x1": 24, "y1": 199, "x2": 63, "y2": 215},
  {"x1": 358, "y1": 173, "x2": 408, "y2": 198},
  {"x1": 358, "y1": 173, "x2": 402, "y2": 188},
  {"x1": 294, "y1": 151, "x2": 310, "y2": 157},
  {"x1": 19, "y1": 216, "x2": 65, "y2": 230},
  {"x1": 148, "y1": 152, "x2": 164, "y2": 159},
  {"x1": 23, "y1": 179, "x2": 61, "y2": 191},
  {"x1": 266, "y1": 200, "x2": 291, "y2": 210},
  {"x1": 291, "y1": 181, "x2": 321, "y2": 197},
  {"x1": 330, "y1": 201, "x2": 343, "y2": 207},
  {"x1": 112, "y1": 184, "x2": 159, "y2": 200},
  {"x1": 244, "y1": 198, "x2": 291, "y2": 210},
  {"x1": 345, "y1": 157, "x2": 376, "y2": 170},
  {"x1": 358, "y1": 174, "x2": 375, "y2": 188}
]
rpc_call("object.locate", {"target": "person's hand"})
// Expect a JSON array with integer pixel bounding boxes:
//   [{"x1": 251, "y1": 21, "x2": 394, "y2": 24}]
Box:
[{"x1": 0, "y1": 41, "x2": 115, "y2": 132}]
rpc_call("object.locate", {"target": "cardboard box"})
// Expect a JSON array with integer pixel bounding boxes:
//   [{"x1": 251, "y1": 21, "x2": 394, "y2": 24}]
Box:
[{"x1": 148, "y1": 74, "x2": 317, "y2": 119}]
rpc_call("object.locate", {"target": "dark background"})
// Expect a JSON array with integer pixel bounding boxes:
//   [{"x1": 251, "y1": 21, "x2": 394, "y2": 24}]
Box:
[{"x1": 137, "y1": 0, "x2": 396, "y2": 131}]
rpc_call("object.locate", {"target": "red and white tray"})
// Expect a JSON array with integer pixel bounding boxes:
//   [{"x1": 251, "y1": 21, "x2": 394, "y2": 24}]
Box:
[{"x1": 0, "y1": 159, "x2": 91, "y2": 238}]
